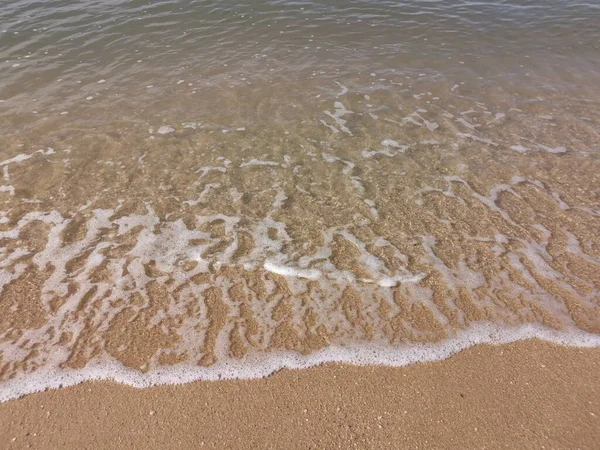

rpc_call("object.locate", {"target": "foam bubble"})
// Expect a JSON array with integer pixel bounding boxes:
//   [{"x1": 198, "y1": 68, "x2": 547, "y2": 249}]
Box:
[
  {"x1": 264, "y1": 261, "x2": 322, "y2": 280},
  {"x1": 157, "y1": 125, "x2": 175, "y2": 135}
]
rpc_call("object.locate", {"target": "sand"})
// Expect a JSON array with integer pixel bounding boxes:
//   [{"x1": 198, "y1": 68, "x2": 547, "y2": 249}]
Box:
[{"x1": 2, "y1": 339, "x2": 599, "y2": 450}]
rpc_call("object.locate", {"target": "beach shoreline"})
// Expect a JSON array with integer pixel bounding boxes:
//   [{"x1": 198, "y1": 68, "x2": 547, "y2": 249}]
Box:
[
  {"x1": 2, "y1": 339, "x2": 599, "y2": 449},
  {"x1": 2, "y1": 2, "x2": 600, "y2": 448}
]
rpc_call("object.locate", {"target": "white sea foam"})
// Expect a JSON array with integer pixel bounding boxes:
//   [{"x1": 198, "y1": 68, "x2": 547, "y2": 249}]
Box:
[
  {"x1": 1, "y1": 323, "x2": 599, "y2": 403},
  {"x1": 510, "y1": 145, "x2": 530, "y2": 153},
  {"x1": 536, "y1": 144, "x2": 567, "y2": 154},
  {"x1": 323, "y1": 101, "x2": 353, "y2": 135},
  {"x1": 0, "y1": 185, "x2": 15, "y2": 195},
  {"x1": 157, "y1": 125, "x2": 175, "y2": 135},
  {"x1": 335, "y1": 81, "x2": 348, "y2": 96},
  {"x1": 362, "y1": 140, "x2": 408, "y2": 158},
  {"x1": 240, "y1": 159, "x2": 279, "y2": 167},
  {"x1": 0, "y1": 148, "x2": 54, "y2": 167},
  {"x1": 264, "y1": 261, "x2": 322, "y2": 280}
]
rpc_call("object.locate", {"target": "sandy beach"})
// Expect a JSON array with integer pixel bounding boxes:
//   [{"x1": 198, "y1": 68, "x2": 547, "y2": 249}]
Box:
[{"x1": 2, "y1": 339, "x2": 599, "y2": 449}]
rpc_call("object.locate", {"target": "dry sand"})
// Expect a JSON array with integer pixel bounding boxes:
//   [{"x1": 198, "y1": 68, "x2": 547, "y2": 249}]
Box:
[{"x1": 1, "y1": 339, "x2": 599, "y2": 450}]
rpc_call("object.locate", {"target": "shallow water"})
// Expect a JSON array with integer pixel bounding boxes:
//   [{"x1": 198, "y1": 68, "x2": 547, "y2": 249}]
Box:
[{"x1": 1, "y1": 0, "x2": 600, "y2": 400}]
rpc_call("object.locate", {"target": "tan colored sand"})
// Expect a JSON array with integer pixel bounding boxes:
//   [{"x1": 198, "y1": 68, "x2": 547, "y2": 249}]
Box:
[{"x1": 1, "y1": 339, "x2": 599, "y2": 450}]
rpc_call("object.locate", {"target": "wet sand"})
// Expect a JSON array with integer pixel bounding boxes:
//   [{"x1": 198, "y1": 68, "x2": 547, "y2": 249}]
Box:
[{"x1": 2, "y1": 339, "x2": 599, "y2": 450}]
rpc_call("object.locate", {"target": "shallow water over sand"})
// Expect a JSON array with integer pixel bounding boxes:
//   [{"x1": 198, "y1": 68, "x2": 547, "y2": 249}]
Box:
[{"x1": 1, "y1": 1, "x2": 600, "y2": 400}]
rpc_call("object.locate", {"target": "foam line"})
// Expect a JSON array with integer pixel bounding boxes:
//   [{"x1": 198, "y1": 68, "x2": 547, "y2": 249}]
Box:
[{"x1": 1, "y1": 323, "x2": 600, "y2": 403}]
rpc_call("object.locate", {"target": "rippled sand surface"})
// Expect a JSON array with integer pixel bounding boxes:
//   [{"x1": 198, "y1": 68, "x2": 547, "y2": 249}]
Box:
[{"x1": 1, "y1": 0, "x2": 599, "y2": 400}]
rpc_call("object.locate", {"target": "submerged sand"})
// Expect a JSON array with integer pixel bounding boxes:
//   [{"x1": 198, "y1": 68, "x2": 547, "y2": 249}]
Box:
[
  {"x1": 2, "y1": 76, "x2": 600, "y2": 394},
  {"x1": 2, "y1": 339, "x2": 599, "y2": 450}
]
